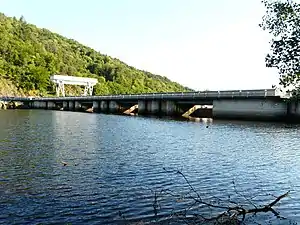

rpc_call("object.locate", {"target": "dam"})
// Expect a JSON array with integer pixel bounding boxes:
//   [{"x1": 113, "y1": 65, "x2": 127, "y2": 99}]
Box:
[{"x1": 2, "y1": 88, "x2": 300, "y2": 122}]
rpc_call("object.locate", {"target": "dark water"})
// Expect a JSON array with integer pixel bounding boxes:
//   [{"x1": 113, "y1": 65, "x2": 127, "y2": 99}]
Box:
[{"x1": 0, "y1": 110, "x2": 299, "y2": 225}]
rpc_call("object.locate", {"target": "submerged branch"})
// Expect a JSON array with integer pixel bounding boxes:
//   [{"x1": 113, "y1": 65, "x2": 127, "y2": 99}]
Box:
[{"x1": 171, "y1": 169, "x2": 290, "y2": 223}]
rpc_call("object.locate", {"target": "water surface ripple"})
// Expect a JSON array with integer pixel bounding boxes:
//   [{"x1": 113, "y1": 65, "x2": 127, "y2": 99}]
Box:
[{"x1": 0, "y1": 110, "x2": 299, "y2": 224}]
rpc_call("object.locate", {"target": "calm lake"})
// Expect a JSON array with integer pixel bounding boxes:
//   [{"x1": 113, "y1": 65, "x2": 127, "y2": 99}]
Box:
[{"x1": 0, "y1": 110, "x2": 299, "y2": 224}]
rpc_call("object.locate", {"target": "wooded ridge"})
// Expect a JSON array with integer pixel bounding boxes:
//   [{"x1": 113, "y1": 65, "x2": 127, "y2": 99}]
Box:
[{"x1": 0, "y1": 13, "x2": 192, "y2": 96}]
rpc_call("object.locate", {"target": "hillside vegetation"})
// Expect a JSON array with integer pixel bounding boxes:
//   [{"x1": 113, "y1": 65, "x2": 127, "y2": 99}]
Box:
[
  {"x1": 0, "y1": 13, "x2": 192, "y2": 96},
  {"x1": 0, "y1": 78, "x2": 25, "y2": 96}
]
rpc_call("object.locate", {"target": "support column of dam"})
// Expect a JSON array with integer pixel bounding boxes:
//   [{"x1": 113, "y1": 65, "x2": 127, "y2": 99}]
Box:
[
  {"x1": 47, "y1": 101, "x2": 56, "y2": 110},
  {"x1": 42, "y1": 101, "x2": 47, "y2": 109},
  {"x1": 68, "y1": 101, "x2": 75, "y2": 111},
  {"x1": 100, "y1": 101, "x2": 108, "y2": 112},
  {"x1": 108, "y1": 101, "x2": 119, "y2": 113},
  {"x1": 212, "y1": 99, "x2": 287, "y2": 121},
  {"x1": 286, "y1": 101, "x2": 300, "y2": 122},
  {"x1": 138, "y1": 100, "x2": 178, "y2": 116},
  {"x1": 161, "y1": 100, "x2": 178, "y2": 116},
  {"x1": 32, "y1": 101, "x2": 46, "y2": 109},
  {"x1": 32, "y1": 101, "x2": 38, "y2": 109},
  {"x1": 63, "y1": 101, "x2": 68, "y2": 110},
  {"x1": 146, "y1": 100, "x2": 160, "y2": 115},
  {"x1": 93, "y1": 101, "x2": 99, "y2": 112},
  {"x1": 75, "y1": 101, "x2": 82, "y2": 111},
  {"x1": 138, "y1": 100, "x2": 146, "y2": 114},
  {"x1": 27, "y1": 101, "x2": 32, "y2": 109}
]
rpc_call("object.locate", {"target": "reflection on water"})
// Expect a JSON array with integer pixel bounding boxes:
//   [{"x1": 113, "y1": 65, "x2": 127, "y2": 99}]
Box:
[{"x1": 0, "y1": 110, "x2": 299, "y2": 224}]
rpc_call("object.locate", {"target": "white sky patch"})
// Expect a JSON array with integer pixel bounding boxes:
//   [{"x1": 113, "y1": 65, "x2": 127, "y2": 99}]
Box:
[{"x1": 115, "y1": 19, "x2": 279, "y2": 91}]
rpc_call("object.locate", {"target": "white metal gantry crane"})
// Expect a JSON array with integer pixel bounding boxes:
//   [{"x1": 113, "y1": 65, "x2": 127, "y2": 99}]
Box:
[{"x1": 50, "y1": 75, "x2": 98, "y2": 97}]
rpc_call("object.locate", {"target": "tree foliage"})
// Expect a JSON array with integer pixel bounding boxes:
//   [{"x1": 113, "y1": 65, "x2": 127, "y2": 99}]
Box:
[
  {"x1": 0, "y1": 13, "x2": 192, "y2": 96},
  {"x1": 260, "y1": 0, "x2": 300, "y2": 89}
]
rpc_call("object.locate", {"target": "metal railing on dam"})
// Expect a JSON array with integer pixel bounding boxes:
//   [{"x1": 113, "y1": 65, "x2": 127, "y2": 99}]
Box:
[{"x1": 0, "y1": 88, "x2": 289, "y2": 102}]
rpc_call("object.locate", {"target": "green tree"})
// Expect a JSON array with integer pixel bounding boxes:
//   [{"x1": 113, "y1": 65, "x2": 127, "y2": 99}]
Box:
[{"x1": 260, "y1": 0, "x2": 300, "y2": 91}]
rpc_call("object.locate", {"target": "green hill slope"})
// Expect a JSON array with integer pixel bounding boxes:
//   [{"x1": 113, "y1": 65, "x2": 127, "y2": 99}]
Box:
[{"x1": 0, "y1": 13, "x2": 192, "y2": 97}]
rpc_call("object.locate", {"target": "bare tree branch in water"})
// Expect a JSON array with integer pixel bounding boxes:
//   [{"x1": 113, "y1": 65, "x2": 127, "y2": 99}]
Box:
[
  {"x1": 119, "y1": 169, "x2": 291, "y2": 225},
  {"x1": 161, "y1": 169, "x2": 290, "y2": 225}
]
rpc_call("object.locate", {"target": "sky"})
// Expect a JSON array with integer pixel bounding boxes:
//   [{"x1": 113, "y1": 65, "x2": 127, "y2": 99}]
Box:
[{"x1": 0, "y1": 0, "x2": 282, "y2": 91}]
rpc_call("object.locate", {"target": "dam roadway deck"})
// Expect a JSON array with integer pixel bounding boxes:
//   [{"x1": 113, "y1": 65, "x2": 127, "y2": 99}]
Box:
[
  {"x1": 2, "y1": 88, "x2": 300, "y2": 122},
  {"x1": 0, "y1": 88, "x2": 285, "y2": 102}
]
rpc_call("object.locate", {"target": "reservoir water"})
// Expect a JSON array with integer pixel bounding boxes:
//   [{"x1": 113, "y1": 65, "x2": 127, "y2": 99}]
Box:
[{"x1": 0, "y1": 110, "x2": 299, "y2": 224}]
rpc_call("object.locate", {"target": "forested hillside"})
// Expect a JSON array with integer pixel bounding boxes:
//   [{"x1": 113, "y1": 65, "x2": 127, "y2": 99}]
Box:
[{"x1": 0, "y1": 13, "x2": 192, "y2": 96}]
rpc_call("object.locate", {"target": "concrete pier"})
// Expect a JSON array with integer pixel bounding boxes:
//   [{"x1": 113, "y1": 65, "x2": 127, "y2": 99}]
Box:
[
  {"x1": 41, "y1": 101, "x2": 47, "y2": 109},
  {"x1": 33, "y1": 101, "x2": 46, "y2": 109},
  {"x1": 161, "y1": 101, "x2": 177, "y2": 116},
  {"x1": 147, "y1": 100, "x2": 160, "y2": 115},
  {"x1": 75, "y1": 101, "x2": 81, "y2": 111},
  {"x1": 108, "y1": 101, "x2": 119, "y2": 113},
  {"x1": 63, "y1": 101, "x2": 68, "y2": 110},
  {"x1": 138, "y1": 100, "x2": 146, "y2": 114},
  {"x1": 100, "y1": 101, "x2": 108, "y2": 112},
  {"x1": 287, "y1": 101, "x2": 300, "y2": 121},
  {"x1": 69, "y1": 101, "x2": 74, "y2": 111},
  {"x1": 93, "y1": 101, "x2": 99, "y2": 112},
  {"x1": 47, "y1": 101, "x2": 56, "y2": 110}
]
